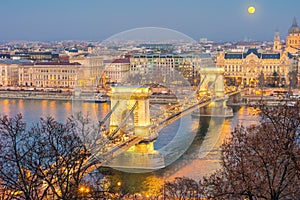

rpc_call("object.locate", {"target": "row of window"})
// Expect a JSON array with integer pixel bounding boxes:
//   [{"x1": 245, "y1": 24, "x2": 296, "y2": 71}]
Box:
[
  {"x1": 288, "y1": 39, "x2": 300, "y2": 45},
  {"x1": 105, "y1": 71, "x2": 126, "y2": 75},
  {"x1": 36, "y1": 69, "x2": 76, "y2": 73},
  {"x1": 35, "y1": 81, "x2": 74, "y2": 86},
  {"x1": 225, "y1": 65, "x2": 282, "y2": 70}
]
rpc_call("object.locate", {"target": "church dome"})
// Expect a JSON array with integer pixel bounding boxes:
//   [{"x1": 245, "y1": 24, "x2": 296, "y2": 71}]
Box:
[{"x1": 288, "y1": 17, "x2": 300, "y2": 34}]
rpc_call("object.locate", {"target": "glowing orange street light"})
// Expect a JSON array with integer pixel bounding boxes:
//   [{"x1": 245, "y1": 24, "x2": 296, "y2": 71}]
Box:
[
  {"x1": 79, "y1": 185, "x2": 90, "y2": 194},
  {"x1": 79, "y1": 186, "x2": 85, "y2": 192},
  {"x1": 117, "y1": 181, "x2": 122, "y2": 187},
  {"x1": 116, "y1": 181, "x2": 122, "y2": 199}
]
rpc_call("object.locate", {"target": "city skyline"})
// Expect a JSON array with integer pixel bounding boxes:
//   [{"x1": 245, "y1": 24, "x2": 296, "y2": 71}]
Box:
[{"x1": 1, "y1": 0, "x2": 300, "y2": 42}]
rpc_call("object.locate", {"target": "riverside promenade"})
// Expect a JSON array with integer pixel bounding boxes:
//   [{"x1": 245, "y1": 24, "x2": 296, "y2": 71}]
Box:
[
  {"x1": 0, "y1": 90, "x2": 80, "y2": 101},
  {"x1": 0, "y1": 90, "x2": 179, "y2": 104}
]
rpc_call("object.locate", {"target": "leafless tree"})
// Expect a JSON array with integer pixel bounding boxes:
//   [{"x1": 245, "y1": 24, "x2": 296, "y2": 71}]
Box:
[
  {"x1": 201, "y1": 102, "x2": 300, "y2": 200},
  {"x1": 0, "y1": 114, "x2": 46, "y2": 200},
  {"x1": 0, "y1": 113, "x2": 109, "y2": 200},
  {"x1": 164, "y1": 177, "x2": 199, "y2": 200}
]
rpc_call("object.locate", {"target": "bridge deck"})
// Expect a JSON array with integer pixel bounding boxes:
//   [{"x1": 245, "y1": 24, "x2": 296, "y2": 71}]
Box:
[{"x1": 83, "y1": 90, "x2": 242, "y2": 172}]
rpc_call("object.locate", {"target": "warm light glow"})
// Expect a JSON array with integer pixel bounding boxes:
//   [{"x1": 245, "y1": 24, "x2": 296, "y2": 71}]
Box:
[
  {"x1": 117, "y1": 181, "x2": 122, "y2": 186},
  {"x1": 79, "y1": 187, "x2": 85, "y2": 192},
  {"x1": 248, "y1": 6, "x2": 255, "y2": 14},
  {"x1": 79, "y1": 186, "x2": 90, "y2": 193}
]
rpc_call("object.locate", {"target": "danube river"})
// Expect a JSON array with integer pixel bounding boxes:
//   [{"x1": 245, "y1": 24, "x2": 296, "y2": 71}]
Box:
[{"x1": 0, "y1": 98, "x2": 258, "y2": 180}]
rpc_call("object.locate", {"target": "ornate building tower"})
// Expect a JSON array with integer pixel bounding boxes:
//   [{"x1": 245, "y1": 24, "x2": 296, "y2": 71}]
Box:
[
  {"x1": 273, "y1": 30, "x2": 282, "y2": 52},
  {"x1": 286, "y1": 17, "x2": 300, "y2": 53}
]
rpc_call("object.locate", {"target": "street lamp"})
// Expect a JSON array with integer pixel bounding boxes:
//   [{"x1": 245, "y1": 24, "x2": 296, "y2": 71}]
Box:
[
  {"x1": 79, "y1": 186, "x2": 90, "y2": 200},
  {"x1": 117, "y1": 181, "x2": 122, "y2": 187},
  {"x1": 117, "y1": 181, "x2": 122, "y2": 199}
]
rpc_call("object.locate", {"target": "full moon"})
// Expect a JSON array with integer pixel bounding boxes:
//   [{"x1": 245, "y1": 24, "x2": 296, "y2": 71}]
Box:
[{"x1": 248, "y1": 6, "x2": 256, "y2": 14}]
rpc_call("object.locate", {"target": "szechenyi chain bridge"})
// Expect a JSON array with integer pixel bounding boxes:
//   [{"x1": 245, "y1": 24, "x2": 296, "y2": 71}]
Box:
[{"x1": 83, "y1": 66, "x2": 243, "y2": 173}]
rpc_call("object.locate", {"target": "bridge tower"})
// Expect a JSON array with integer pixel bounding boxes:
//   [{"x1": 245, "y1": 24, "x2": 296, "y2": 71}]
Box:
[
  {"x1": 107, "y1": 86, "x2": 164, "y2": 171},
  {"x1": 199, "y1": 67, "x2": 225, "y2": 98},
  {"x1": 199, "y1": 67, "x2": 233, "y2": 117}
]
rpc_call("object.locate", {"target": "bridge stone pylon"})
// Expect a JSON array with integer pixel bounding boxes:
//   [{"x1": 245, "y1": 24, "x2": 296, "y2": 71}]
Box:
[
  {"x1": 198, "y1": 67, "x2": 233, "y2": 117},
  {"x1": 107, "y1": 86, "x2": 165, "y2": 171},
  {"x1": 199, "y1": 67, "x2": 225, "y2": 98},
  {"x1": 109, "y1": 86, "x2": 151, "y2": 138}
]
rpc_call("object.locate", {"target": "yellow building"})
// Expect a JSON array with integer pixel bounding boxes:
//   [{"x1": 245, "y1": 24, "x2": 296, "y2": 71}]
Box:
[
  {"x1": 216, "y1": 49, "x2": 291, "y2": 87},
  {"x1": 104, "y1": 58, "x2": 130, "y2": 84},
  {"x1": 19, "y1": 62, "x2": 80, "y2": 88},
  {"x1": 0, "y1": 60, "x2": 21, "y2": 86},
  {"x1": 18, "y1": 57, "x2": 105, "y2": 90},
  {"x1": 76, "y1": 57, "x2": 105, "y2": 89},
  {"x1": 286, "y1": 17, "x2": 300, "y2": 53}
]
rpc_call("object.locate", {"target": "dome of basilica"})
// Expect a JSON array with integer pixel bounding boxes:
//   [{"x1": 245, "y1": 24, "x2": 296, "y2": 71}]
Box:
[{"x1": 288, "y1": 17, "x2": 300, "y2": 34}]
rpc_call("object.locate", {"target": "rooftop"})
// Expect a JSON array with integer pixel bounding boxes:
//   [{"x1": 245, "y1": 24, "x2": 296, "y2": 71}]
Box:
[
  {"x1": 34, "y1": 62, "x2": 81, "y2": 66},
  {"x1": 224, "y1": 49, "x2": 281, "y2": 59},
  {"x1": 111, "y1": 58, "x2": 130, "y2": 63},
  {"x1": 0, "y1": 59, "x2": 32, "y2": 65}
]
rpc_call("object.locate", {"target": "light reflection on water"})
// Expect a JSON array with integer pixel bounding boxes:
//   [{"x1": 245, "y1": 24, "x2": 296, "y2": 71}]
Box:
[
  {"x1": 0, "y1": 99, "x2": 258, "y2": 180},
  {"x1": 156, "y1": 105, "x2": 259, "y2": 180},
  {"x1": 0, "y1": 99, "x2": 110, "y2": 124}
]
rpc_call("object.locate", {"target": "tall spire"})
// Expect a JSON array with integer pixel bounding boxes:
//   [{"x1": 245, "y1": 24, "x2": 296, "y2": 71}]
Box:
[
  {"x1": 274, "y1": 28, "x2": 280, "y2": 37},
  {"x1": 292, "y1": 17, "x2": 298, "y2": 27},
  {"x1": 273, "y1": 30, "x2": 281, "y2": 52},
  {"x1": 288, "y1": 17, "x2": 300, "y2": 34}
]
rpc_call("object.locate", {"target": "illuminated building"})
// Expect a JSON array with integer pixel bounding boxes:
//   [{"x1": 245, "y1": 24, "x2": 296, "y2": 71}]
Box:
[
  {"x1": 216, "y1": 49, "x2": 291, "y2": 87},
  {"x1": 0, "y1": 60, "x2": 20, "y2": 86},
  {"x1": 18, "y1": 57, "x2": 104, "y2": 90},
  {"x1": 286, "y1": 17, "x2": 300, "y2": 53},
  {"x1": 104, "y1": 58, "x2": 130, "y2": 84},
  {"x1": 76, "y1": 57, "x2": 105, "y2": 89},
  {"x1": 18, "y1": 62, "x2": 80, "y2": 88},
  {"x1": 130, "y1": 53, "x2": 213, "y2": 85}
]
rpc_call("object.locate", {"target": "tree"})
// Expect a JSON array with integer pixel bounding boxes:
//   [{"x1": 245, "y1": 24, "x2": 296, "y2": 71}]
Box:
[
  {"x1": 0, "y1": 114, "x2": 45, "y2": 200},
  {"x1": 257, "y1": 71, "x2": 265, "y2": 89},
  {"x1": 201, "y1": 102, "x2": 300, "y2": 200},
  {"x1": 27, "y1": 116, "x2": 91, "y2": 199},
  {"x1": 164, "y1": 177, "x2": 199, "y2": 200},
  {"x1": 0, "y1": 113, "x2": 109, "y2": 200},
  {"x1": 140, "y1": 176, "x2": 163, "y2": 199},
  {"x1": 271, "y1": 71, "x2": 280, "y2": 87},
  {"x1": 288, "y1": 71, "x2": 298, "y2": 89}
]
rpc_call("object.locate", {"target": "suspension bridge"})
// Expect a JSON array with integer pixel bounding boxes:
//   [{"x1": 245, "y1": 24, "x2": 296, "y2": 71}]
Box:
[{"x1": 84, "y1": 67, "x2": 243, "y2": 172}]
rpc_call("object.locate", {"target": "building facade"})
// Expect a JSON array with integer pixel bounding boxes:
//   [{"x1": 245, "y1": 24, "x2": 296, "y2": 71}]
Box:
[
  {"x1": 0, "y1": 60, "x2": 20, "y2": 86},
  {"x1": 104, "y1": 58, "x2": 130, "y2": 84},
  {"x1": 76, "y1": 57, "x2": 104, "y2": 89},
  {"x1": 129, "y1": 53, "x2": 213, "y2": 86},
  {"x1": 19, "y1": 62, "x2": 80, "y2": 88},
  {"x1": 216, "y1": 49, "x2": 291, "y2": 87}
]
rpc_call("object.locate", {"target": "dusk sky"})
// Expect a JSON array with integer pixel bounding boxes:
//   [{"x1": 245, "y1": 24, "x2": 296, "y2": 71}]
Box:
[{"x1": 1, "y1": 0, "x2": 300, "y2": 42}]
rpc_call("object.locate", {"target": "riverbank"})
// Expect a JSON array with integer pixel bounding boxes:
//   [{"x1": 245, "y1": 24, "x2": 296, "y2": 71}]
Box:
[
  {"x1": 0, "y1": 91, "x2": 181, "y2": 104},
  {"x1": 0, "y1": 90, "x2": 76, "y2": 101}
]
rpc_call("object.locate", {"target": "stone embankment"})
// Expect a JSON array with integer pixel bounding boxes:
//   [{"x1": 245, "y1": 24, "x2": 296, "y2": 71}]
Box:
[
  {"x1": 0, "y1": 90, "x2": 88, "y2": 101},
  {"x1": 0, "y1": 90, "x2": 181, "y2": 104}
]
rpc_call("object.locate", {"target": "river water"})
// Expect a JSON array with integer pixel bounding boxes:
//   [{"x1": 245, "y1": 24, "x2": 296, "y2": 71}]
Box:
[{"x1": 0, "y1": 99, "x2": 258, "y2": 181}]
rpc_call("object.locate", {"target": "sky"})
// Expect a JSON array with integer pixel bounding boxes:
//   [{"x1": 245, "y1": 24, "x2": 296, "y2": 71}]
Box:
[{"x1": 1, "y1": 0, "x2": 300, "y2": 42}]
